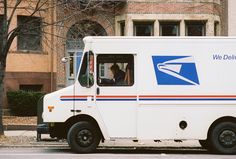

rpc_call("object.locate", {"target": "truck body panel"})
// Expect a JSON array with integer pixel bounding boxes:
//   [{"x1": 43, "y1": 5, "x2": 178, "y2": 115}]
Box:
[{"x1": 42, "y1": 37, "x2": 236, "y2": 141}]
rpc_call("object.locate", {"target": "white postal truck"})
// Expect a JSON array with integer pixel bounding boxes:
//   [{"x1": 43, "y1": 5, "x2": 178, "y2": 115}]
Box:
[{"x1": 38, "y1": 37, "x2": 236, "y2": 154}]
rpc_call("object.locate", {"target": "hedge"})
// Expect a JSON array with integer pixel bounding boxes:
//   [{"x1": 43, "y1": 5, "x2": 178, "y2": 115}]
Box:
[{"x1": 7, "y1": 90, "x2": 45, "y2": 116}]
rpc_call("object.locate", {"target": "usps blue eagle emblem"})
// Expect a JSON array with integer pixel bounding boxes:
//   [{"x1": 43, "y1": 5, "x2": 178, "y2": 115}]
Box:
[{"x1": 152, "y1": 56, "x2": 200, "y2": 85}]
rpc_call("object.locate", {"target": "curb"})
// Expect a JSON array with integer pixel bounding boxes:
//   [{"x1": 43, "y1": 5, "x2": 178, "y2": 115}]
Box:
[
  {"x1": 3, "y1": 125, "x2": 36, "y2": 131},
  {"x1": 0, "y1": 144, "x2": 205, "y2": 152},
  {"x1": 0, "y1": 145, "x2": 69, "y2": 148},
  {"x1": 1, "y1": 140, "x2": 203, "y2": 149}
]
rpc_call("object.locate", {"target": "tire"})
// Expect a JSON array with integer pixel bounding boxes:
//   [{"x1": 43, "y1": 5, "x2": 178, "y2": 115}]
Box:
[
  {"x1": 67, "y1": 121, "x2": 101, "y2": 153},
  {"x1": 199, "y1": 140, "x2": 209, "y2": 149},
  {"x1": 209, "y1": 122, "x2": 236, "y2": 154}
]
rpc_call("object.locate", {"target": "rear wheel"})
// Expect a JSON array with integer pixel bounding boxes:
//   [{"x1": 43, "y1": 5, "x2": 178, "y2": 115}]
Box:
[
  {"x1": 67, "y1": 121, "x2": 101, "y2": 153},
  {"x1": 209, "y1": 122, "x2": 236, "y2": 154}
]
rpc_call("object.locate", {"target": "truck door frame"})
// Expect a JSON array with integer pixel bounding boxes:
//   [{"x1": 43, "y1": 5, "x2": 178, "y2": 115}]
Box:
[{"x1": 95, "y1": 53, "x2": 138, "y2": 139}]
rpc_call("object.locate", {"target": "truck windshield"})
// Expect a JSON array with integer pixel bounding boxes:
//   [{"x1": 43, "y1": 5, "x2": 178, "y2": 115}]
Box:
[{"x1": 78, "y1": 52, "x2": 94, "y2": 87}]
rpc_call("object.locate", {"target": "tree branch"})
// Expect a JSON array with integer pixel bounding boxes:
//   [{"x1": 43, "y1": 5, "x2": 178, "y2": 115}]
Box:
[
  {"x1": 3, "y1": 28, "x2": 19, "y2": 60},
  {"x1": 7, "y1": 0, "x2": 22, "y2": 32}
]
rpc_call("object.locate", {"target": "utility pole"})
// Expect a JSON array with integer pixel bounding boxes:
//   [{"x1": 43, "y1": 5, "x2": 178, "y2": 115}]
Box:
[{"x1": 0, "y1": 0, "x2": 8, "y2": 135}]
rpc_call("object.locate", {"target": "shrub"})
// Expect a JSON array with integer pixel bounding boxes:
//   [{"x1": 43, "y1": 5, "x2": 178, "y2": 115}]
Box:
[{"x1": 7, "y1": 90, "x2": 45, "y2": 116}]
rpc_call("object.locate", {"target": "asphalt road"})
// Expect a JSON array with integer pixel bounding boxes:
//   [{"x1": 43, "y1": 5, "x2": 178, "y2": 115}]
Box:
[{"x1": 0, "y1": 147, "x2": 235, "y2": 159}]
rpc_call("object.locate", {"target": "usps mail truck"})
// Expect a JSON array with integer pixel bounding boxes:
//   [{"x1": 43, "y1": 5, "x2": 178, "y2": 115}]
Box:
[{"x1": 38, "y1": 37, "x2": 236, "y2": 154}]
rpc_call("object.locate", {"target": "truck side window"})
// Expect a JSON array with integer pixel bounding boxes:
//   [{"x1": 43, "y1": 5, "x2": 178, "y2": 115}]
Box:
[
  {"x1": 78, "y1": 52, "x2": 94, "y2": 87},
  {"x1": 97, "y1": 54, "x2": 134, "y2": 86}
]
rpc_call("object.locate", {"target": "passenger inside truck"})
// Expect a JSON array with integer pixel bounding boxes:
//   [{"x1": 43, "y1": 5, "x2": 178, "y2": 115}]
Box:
[{"x1": 110, "y1": 63, "x2": 125, "y2": 85}]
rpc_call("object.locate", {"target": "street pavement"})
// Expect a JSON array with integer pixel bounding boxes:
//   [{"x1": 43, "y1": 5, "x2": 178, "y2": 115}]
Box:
[
  {"x1": 1, "y1": 130, "x2": 236, "y2": 158},
  {"x1": 3, "y1": 130, "x2": 202, "y2": 148},
  {"x1": 0, "y1": 147, "x2": 235, "y2": 159}
]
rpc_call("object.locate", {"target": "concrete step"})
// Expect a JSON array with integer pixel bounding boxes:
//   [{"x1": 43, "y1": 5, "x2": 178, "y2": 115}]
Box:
[{"x1": 3, "y1": 125, "x2": 36, "y2": 131}]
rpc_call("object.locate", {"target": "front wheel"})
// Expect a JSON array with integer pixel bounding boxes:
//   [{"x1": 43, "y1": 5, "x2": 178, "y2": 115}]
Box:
[
  {"x1": 209, "y1": 122, "x2": 236, "y2": 154},
  {"x1": 67, "y1": 121, "x2": 101, "y2": 153}
]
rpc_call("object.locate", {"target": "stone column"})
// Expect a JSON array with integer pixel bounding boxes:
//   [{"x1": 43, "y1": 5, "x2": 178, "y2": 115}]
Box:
[
  {"x1": 115, "y1": 18, "x2": 119, "y2": 36},
  {"x1": 154, "y1": 20, "x2": 159, "y2": 36},
  {"x1": 206, "y1": 18, "x2": 215, "y2": 36},
  {"x1": 126, "y1": 15, "x2": 133, "y2": 36},
  {"x1": 180, "y1": 20, "x2": 185, "y2": 36}
]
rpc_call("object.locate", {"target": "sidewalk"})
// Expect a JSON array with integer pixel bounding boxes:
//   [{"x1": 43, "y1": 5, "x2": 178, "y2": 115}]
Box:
[
  {"x1": 3, "y1": 116, "x2": 37, "y2": 131},
  {"x1": 1, "y1": 130, "x2": 202, "y2": 149},
  {"x1": 1, "y1": 130, "x2": 68, "y2": 147}
]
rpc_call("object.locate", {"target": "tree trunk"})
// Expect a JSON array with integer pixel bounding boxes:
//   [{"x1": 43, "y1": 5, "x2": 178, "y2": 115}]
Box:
[
  {"x1": 0, "y1": 61, "x2": 5, "y2": 135},
  {"x1": 0, "y1": 0, "x2": 7, "y2": 135}
]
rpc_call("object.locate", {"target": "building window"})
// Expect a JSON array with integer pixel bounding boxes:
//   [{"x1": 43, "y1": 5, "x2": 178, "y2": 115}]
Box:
[
  {"x1": 214, "y1": 21, "x2": 220, "y2": 36},
  {"x1": 68, "y1": 52, "x2": 75, "y2": 79},
  {"x1": 66, "y1": 20, "x2": 107, "y2": 50},
  {"x1": 120, "y1": 21, "x2": 125, "y2": 36},
  {"x1": 134, "y1": 22, "x2": 154, "y2": 36},
  {"x1": 97, "y1": 54, "x2": 134, "y2": 86},
  {"x1": 17, "y1": 16, "x2": 42, "y2": 51},
  {"x1": 66, "y1": 21, "x2": 106, "y2": 86},
  {"x1": 99, "y1": 64, "x2": 105, "y2": 78},
  {"x1": 19, "y1": 84, "x2": 43, "y2": 92},
  {"x1": 185, "y1": 21, "x2": 206, "y2": 36},
  {"x1": 160, "y1": 22, "x2": 180, "y2": 36},
  {"x1": 66, "y1": 51, "x2": 83, "y2": 86}
]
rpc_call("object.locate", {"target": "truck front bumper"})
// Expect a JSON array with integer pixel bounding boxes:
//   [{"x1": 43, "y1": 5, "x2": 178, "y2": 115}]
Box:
[
  {"x1": 37, "y1": 123, "x2": 49, "y2": 134},
  {"x1": 36, "y1": 123, "x2": 50, "y2": 141}
]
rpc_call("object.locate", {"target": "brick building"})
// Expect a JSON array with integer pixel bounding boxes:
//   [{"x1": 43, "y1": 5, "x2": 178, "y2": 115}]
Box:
[
  {"x1": 57, "y1": 0, "x2": 227, "y2": 89},
  {"x1": 228, "y1": 0, "x2": 236, "y2": 36},
  {"x1": 1, "y1": 0, "x2": 234, "y2": 112},
  {"x1": 1, "y1": 1, "x2": 56, "y2": 112}
]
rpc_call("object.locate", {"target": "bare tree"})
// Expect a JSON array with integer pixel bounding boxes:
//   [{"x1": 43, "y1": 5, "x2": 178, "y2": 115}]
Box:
[
  {"x1": 1, "y1": 0, "x2": 223, "y2": 136},
  {"x1": 0, "y1": 0, "x2": 50, "y2": 135},
  {"x1": 0, "y1": 0, "x2": 125, "y2": 135}
]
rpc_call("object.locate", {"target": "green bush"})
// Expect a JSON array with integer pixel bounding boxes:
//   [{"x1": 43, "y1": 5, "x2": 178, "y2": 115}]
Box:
[{"x1": 7, "y1": 90, "x2": 45, "y2": 116}]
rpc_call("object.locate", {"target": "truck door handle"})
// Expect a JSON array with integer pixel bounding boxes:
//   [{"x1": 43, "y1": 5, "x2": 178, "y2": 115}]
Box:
[{"x1": 96, "y1": 87, "x2": 100, "y2": 95}]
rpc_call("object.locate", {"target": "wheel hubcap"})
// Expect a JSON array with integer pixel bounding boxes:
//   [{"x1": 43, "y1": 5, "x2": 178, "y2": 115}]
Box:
[
  {"x1": 76, "y1": 129, "x2": 93, "y2": 147},
  {"x1": 219, "y1": 130, "x2": 236, "y2": 148}
]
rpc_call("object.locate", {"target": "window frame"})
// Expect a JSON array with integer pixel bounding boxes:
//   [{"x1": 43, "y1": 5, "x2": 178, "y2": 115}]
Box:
[
  {"x1": 67, "y1": 51, "x2": 76, "y2": 80},
  {"x1": 66, "y1": 51, "x2": 83, "y2": 86},
  {"x1": 19, "y1": 84, "x2": 43, "y2": 92},
  {"x1": 159, "y1": 21, "x2": 180, "y2": 36},
  {"x1": 96, "y1": 54, "x2": 134, "y2": 87},
  {"x1": 185, "y1": 21, "x2": 206, "y2": 36},
  {"x1": 17, "y1": 15, "x2": 42, "y2": 52},
  {"x1": 133, "y1": 21, "x2": 154, "y2": 36}
]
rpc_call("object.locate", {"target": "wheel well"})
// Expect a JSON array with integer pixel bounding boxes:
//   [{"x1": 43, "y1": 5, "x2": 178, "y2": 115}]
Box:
[
  {"x1": 207, "y1": 116, "x2": 236, "y2": 138},
  {"x1": 65, "y1": 114, "x2": 104, "y2": 140}
]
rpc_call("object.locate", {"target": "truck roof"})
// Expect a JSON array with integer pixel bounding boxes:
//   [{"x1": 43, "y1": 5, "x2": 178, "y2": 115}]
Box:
[
  {"x1": 83, "y1": 36, "x2": 236, "y2": 54},
  {"x1": 84, "y1": 36, "x2": 236, "y2": 43}
]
